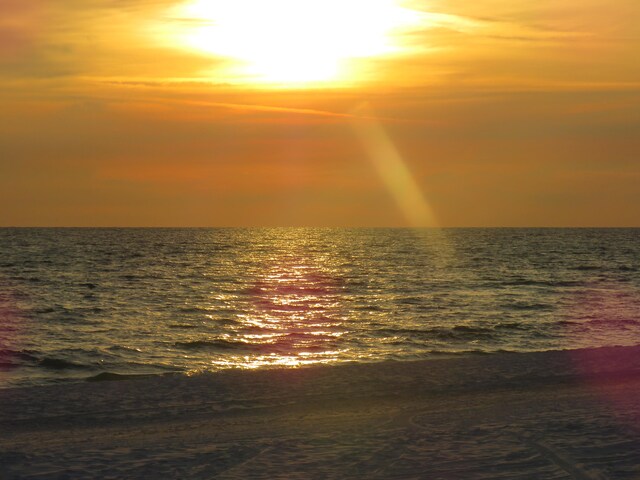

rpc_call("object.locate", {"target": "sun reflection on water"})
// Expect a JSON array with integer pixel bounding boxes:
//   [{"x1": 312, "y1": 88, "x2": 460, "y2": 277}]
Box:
[{"x1": 205, "y1": 230, "x2": 349, "y2": 370}]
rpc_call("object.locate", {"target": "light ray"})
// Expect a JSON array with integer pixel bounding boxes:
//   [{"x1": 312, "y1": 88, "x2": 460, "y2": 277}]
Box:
[
  {"x1": 350, "y1": 103, "x2": 454, "y2": 263},
  {"x1": 350, "y1": 103, "x2": 438, "y2": 228}
]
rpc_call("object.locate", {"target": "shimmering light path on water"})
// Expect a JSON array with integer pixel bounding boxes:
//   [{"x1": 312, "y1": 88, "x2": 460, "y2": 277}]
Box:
[{"x1": 0, "y1": 228, "x2": 639, "y2": 387}]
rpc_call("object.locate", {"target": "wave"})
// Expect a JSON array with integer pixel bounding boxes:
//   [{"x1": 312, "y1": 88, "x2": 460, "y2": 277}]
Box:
[
  {"x1": 587, "y1": 318, "x2": 640, "y2": 327},
  {"x1": 38, "y1": 357, "x2": 91, "y2": 370},
  {"x1": 369, "y1": 326, "x2": 498, "y2": 341},
  {"x1": 556, "y1": 318, "x2": 640, "y2": 329},
  {"x1": 85, "y1": 371, "x2": 175, "y2": 382},
  {"x1": 177, "y1": 306, "x2": 208, "y2": 314},
  {"x1": 174, "y1": 335, "x2": 339, "y2": 354},
  {"x1": 452, "y1": 325, "x2": 494, "y2": 334},
  {"x1": 618, "y1": 265, "x2": 638, "y2": 272},
  {"x1": 6, "y1": 343, "x2": 640, "y2": 390},
  {"x1": 366, "y1": 322, "x2": 554, "y2": 343},
  {"x1": 557, "y1": 320, "x2": 580, "y2": 326},
  {"x1": 0, "y1": 348, "x2": 38, "y2": 362},
  {"x1": 573, "y1": 265, "x2": 602, "y2": 271},
  {"x1": 500, "y1": 279, "x2": 583, "y2": 287},
  {"x1": 174, "y1": 339, "x2": 249, "y2": 351},
  {"x1": 34, "y1": 307, "x2": 57, "y2": 314},
  {"x1": 0, "y1": 348, "x2": 39, "y2": 369},
  {"x1": 496, "y1": 322, "x2": 533, "y2": 331},
  {"x1": 107, "y1": 345, "x2": 142, "y2": 353},
  {"x1": 503, "y1": 302, "x2": 553, "y2": 311},
  {"x1": 138, "y1": 346, "x2": 640, "y2": 394}
]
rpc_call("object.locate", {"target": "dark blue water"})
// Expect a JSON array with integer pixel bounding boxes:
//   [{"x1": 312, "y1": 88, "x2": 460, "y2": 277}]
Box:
[{"x1": 1, "y1": 228, "x2": 639, "y2": 387}]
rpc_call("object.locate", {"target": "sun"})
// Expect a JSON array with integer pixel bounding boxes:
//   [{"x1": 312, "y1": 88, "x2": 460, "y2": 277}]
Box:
[{"x1": 172, "y1": 0, "x2": 424, "y2": 86}]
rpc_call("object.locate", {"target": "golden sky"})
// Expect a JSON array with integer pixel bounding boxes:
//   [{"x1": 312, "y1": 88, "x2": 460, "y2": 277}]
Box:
[{"x1": 1, "y1": 0, "x2": 639, "y2": 226}]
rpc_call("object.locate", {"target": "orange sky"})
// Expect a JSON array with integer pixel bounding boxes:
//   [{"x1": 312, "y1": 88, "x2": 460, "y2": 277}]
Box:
[{"x1": 1, "y1": 0, "x2": 639, "y2": 226}]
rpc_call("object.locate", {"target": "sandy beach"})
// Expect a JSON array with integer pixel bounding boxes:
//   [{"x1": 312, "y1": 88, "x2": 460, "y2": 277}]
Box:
[{"x1": 2, "y1": 347, "x2": 640, "y2": 479}]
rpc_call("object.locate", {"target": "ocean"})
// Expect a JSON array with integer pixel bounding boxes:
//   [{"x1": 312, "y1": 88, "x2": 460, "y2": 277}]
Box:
[{"x1": 1, "y1": 228, "x2": 639, "y2": 388}]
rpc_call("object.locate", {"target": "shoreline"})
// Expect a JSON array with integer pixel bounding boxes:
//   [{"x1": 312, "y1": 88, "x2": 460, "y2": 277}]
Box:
[
  {"x1": 5, "y1": 342, "x2": 640, "y2": 383},
  {"x1": 5, "y1": 342, "x2": 640, "y2": 391},
  {"x1": 2, "y1": 346, "x2": 640, "y2": 478}
]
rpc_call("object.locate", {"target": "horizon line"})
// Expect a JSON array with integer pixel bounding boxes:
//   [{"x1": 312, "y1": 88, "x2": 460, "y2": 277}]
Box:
[{"x1": 1, "y1": 226, "x2": 639, "y2": 229}]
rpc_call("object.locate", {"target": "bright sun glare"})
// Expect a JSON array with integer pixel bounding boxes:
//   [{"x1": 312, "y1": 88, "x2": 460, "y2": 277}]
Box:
[{"x1": 174, "y1": 0, "x2": 423, "y2": 85}]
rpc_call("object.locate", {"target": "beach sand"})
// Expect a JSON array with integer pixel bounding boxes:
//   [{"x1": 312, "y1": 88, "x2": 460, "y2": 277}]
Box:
[{"x1": 2, "y1": 347, "x2": 640, "y2": 479}]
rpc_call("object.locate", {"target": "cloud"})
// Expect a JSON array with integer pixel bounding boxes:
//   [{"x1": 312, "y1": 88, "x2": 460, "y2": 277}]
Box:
[
  {"x1": 1, "y1": 0, "x2": 638, "y2": 226},
  {"x1": 0, "y1": 0, "x2": 44, "y2": 59},
  {"x1": 0, "y1": 0, "x2": 215, "y2": 82}
]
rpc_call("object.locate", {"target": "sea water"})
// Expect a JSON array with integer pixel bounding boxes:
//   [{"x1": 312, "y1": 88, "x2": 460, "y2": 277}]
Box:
[{"x1": 0, "y1": 228, "x2": 639, "y2": 387}]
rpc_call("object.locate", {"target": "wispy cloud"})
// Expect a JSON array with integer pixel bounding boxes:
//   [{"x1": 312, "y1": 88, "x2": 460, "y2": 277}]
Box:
[{"x1": 156, "y1": 98, "x2": 432, "y2": 123}]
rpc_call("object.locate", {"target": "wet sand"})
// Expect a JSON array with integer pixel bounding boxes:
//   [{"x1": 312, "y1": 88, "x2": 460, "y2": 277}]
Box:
[{"x1": 2, "y1": 347, "x2": 640, "y2": 479}]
